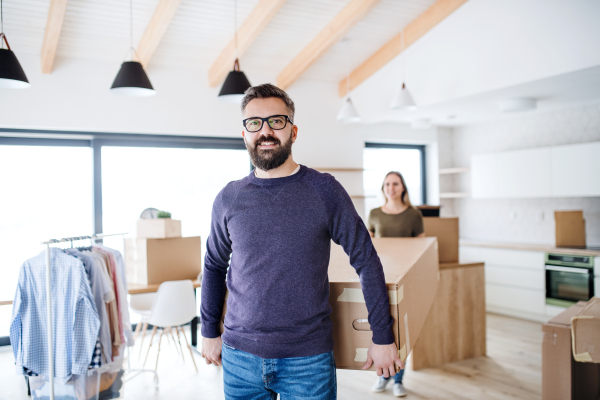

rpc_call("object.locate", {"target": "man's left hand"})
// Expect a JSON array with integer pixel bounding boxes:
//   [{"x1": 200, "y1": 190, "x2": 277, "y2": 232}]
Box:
[{"x1": 362, "y1": 341, "x2": 404, "y2": 378}]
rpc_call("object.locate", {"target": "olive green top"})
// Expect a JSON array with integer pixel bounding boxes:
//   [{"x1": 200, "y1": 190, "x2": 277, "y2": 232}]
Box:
[{"x1": 367, "y1": 206, "x2": 424, "y2": 238}]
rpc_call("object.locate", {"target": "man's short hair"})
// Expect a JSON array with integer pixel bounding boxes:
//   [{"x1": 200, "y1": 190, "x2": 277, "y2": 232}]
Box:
[{"x1": 241, "y1": 83, "x2": 295, "y2": 122}]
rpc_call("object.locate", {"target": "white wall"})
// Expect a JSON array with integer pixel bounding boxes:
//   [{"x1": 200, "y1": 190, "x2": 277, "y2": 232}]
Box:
[
  {"x1": 450, "y1": 101, "x2": 600, "y2": 245},
  {"x1": 0, "y1": 54, "x2": 439, "y2": 220}
]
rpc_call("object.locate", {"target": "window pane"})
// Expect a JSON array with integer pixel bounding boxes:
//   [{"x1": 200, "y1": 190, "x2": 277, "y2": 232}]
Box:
[
  {"x1": 0, "y1": 145, "x2": 93, "y2": 336},
  {"x1": 363, "y1": 147, "x2": 423, "y2": 216},
  {"x1": 101, "y1": 147, "x2": 250, "y2": 259}
]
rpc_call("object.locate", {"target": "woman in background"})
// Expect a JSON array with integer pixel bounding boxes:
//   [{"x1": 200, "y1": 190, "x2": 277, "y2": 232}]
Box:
[{"x1": 368, "y1": 171, "x2": 424, "y2": 397}]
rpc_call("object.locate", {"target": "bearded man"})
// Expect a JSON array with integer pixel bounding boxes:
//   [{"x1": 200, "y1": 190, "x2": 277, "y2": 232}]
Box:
[{"x1": 200, "y1": 83, "x2": 403, "y2": 400}]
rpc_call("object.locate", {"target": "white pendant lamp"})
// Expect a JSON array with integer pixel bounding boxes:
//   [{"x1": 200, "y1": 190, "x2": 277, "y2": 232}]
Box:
[
  {"x1": 390, "y1": 30, "x2": 416, "y2": 110},
  {"x1": 337, "y1": 38, "x2": 360, "y2": 123},
  {"x1": 0, "y1": 0, "x2": 30, "y2": 89},
  {"x1": 110, "y1": 0, "x2": 155, "y2": 96},
  {"x1": 337, "y1": 97, "x2": 360, "y2": 123},
  {"x1": 218, "y1": 0, "x2": 251, "y2": 102}
]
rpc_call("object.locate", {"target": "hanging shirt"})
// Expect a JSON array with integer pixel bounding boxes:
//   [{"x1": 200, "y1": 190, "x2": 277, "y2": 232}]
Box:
[
  {"x1": 10, "y1": 248, "x2": 101, "y2": 383},
  {"x1": 92, "y1": 248, "x2": 125, "y2": 345},
  {"x1": 89, "y1": 251, "x2": 121, "y2": 353},
  {"x1": 66, "y1": 249, "x2": 113, "y2": 364}
]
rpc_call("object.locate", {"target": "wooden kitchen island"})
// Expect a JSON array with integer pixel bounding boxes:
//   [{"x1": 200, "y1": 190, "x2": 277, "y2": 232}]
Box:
[{"x1": 409, "y1": 261, "x2": 486, "y2": 370}]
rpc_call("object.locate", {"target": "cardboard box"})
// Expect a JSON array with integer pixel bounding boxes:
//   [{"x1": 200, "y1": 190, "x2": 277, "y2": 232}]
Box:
[
  {"x1": 542, "y1": 301, "x2": 600, "y2": 400},
  {"x1": 328, "y1": 237, "x2": 439, "y2": 370},
  {"x1": 423, "y1": 217, "x2": 459, "y2": 263},
  {"x1": 124, "y1": 236, "x2": 201, "y2": 285},
  {"x1": 572, "y1": 297, "x2": 600, "y2": 363},
  {"x1": 136, "y1": 218, "x2": 182, "y2": 239},
  {"x1": 555, "y1": 211, "x2": 586, "y2": 248}
]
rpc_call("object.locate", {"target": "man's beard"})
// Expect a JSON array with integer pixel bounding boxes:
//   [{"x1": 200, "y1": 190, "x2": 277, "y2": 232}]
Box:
[{"x1": 246, "y1": 132, "x2": 293, "y2": 171}]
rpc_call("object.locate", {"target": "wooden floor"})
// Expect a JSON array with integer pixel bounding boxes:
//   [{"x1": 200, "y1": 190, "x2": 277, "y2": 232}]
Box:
[{"x1": 0, "y1": 313, "x2": 542, "y2": 400}]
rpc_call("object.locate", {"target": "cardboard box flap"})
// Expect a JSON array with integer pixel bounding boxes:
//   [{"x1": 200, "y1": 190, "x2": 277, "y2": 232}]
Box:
[
  {"x1": 571, "y1": 297, "x2": 600, "y2": 363},
  {"x1": 548, "y1": 303, "x2": 586, "y2": 327},
  {"x1": 328, "y1": 237, "x2": 437, "y2": 285}
]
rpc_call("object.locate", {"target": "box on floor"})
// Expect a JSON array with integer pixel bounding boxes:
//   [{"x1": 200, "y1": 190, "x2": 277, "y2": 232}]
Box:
[
  {"x1": 542, "y1": 300, "x2": 600, "y2": 400},
  {"x1": 328, "y1": 237, "x2": 439, "y2": 370},
  {"x1": 423, "y1": 217, "x2": 458, "y2": 263}
]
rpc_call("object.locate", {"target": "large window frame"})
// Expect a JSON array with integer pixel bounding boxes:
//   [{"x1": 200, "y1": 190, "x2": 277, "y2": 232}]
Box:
[
  {"x1": 0, "y1": 128, "x2": 246, "y2": 346},
  {"x1": 364, "y1": 142, "x2": 427, "y2": 205}
]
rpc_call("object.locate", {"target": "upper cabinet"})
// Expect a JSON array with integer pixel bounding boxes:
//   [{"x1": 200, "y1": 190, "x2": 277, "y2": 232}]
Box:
[{"x1": 472, "y1": 142, "x2": 600, "y2": 199}]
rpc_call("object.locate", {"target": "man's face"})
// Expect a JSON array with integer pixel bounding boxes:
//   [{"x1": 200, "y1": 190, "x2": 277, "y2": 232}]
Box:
[{"x1": 242, "y1": 97, "x2": 297, "y2": 171}]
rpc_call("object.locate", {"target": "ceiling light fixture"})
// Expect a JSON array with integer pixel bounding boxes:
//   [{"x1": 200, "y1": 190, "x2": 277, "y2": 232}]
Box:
[
  {"x1": 218, "y1": 0, "x2": 251, "y2": 102},
  {"x1": 110, "y1": 0, "x2": 155, "y2": 96},
  {"x1": 390, "y1": 30, "x2": 416, "y2": 110},
  {"x1": 498, "y1": 98, "x2": 536, "y2": 113},
  {"x1": 0, "y1": 0, "x2": 30, "y2": 89},
  {"x1": 337, "y1": 38, "x2": 360, "y2": 123}
]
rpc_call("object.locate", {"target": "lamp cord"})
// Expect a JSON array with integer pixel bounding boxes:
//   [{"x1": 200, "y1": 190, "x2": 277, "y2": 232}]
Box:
[
  {"x1": 1, "y1": 0, "x2": 4, "y2": 50},
  {"x1": 234, "y1": 0, "x2": 238, "y2": 59},
  {"x1": 130, "y1": 0, "x2": 133, "y2": 59}
]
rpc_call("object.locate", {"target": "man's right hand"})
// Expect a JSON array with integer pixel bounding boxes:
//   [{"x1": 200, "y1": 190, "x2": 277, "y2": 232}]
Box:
[{"x1": 201, "y1": 336, "x2": 223, "y2": 366}]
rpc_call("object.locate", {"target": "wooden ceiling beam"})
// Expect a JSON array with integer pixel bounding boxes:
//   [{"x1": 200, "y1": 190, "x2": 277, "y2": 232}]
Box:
[
  {"x1": 40, "y1": 0, "x2": 69, "y2": 74},
  {"x1": 136, "y1": 0, "x2": 183, "y2": 68},
  {"x1": 208, "y1": 0, "x2": 288, "y2": 87},
  {"x1": 277, "y1": 0, "x2": 380, "y2": 90},
  {"x1": 338, "y1": 0, "x2": 469, "y2": 97}
]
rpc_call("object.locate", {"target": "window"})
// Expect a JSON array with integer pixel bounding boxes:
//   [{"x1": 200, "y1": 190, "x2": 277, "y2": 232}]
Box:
[
  {"x1": 101, "y1": 146, "x2": 249, "y2": 255},
  {"x1": 363, "y1": 143, "x2": 426, "y2": 217},
  {"x1": 0, "y1": 144, "x2": 93, "y2": 337}
]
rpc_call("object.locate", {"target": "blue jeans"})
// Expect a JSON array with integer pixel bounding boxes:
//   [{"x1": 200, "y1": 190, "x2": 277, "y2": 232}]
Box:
[
  {"x1": 383, "y1": 368, "x2": 404, "y2": 384},
  {"x1": 221, "y1": 342, "x2": 337, "y2": 400}
]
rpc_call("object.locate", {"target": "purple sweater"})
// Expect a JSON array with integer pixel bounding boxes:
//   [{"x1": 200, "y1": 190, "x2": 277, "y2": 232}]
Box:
[{"x1": 201, "y1": 165, "x2": 394, "y2": 359}]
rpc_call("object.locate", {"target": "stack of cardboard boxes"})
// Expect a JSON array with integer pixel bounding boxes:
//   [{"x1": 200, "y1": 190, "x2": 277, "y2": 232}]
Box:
[{"x1": 124, "y1": 218, "x2": 202, "y2": 285}]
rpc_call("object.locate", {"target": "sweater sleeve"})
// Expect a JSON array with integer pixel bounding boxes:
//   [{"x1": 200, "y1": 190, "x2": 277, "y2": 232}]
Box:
[
  {"x1": 325, "y1": 177, "x2": 395, "y2": 345},
  {"x1": 201, "y1": 187, "x2": 233, "y2": 339}
]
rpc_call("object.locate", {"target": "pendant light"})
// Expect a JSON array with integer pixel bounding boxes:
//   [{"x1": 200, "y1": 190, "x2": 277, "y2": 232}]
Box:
[
  {"x1": 111, "y1": 0, "x2": 155, "y2": 96},
  {"x1": 218, "y1": 0, "x2": 251, "y2": 102},
  {"x1": 390, "y1": 30, "x2": 416, "y2": 110},
  {"x1": 337, "y1": 39, "x2": 360, "y2": 123},
  {"x1": 0, "y1": 0, "x2": 30, "y2": 89}
]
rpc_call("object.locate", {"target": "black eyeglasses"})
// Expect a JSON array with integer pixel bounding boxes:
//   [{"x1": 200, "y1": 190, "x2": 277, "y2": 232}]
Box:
[{"x1": 243, "y1": 115, "x2": 293, "y2": 132}]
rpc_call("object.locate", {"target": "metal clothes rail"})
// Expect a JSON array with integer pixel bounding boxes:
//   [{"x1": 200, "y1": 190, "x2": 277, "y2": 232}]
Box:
[{"x1": 39, "y1": 232, "x2": 159, "y2": 400}]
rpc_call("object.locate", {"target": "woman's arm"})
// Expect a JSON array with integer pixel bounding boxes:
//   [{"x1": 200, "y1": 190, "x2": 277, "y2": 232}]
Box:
[
  {"x1": 416, "y1": 232, "x2": 425, "y2": 238},
  {"x1": 369, "y1": 231, "x2": 374, "y2": 238}
]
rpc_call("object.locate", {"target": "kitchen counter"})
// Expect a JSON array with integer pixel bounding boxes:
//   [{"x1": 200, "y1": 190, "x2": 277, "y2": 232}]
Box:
[
  {"x1": 410, "y1": 261, "x2": 486, "y2": 370},
  {"x1": 460, "y1": 239, "x2": 600, "y2": 257}
]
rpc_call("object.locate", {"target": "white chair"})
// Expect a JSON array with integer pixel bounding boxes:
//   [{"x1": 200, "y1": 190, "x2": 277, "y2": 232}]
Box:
[
  {"x1": 130, "y1": 292, "x2": 156, "y2": 359},
  {"x1": 142, "y1": 280, "x2": 198, "y2": 372}
]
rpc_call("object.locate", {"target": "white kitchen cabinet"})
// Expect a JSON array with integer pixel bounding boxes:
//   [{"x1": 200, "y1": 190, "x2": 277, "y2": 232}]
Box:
[
  {"x1": 551, "y1": 142, "x2": 600, "y2": 197},
  {"x1": 485, "y1": 265, "x2": 544, "y2": 290},
  {"x1": 471, "y1": 141, "x2": 600, "y2": 199},
  {"x1": 471, "y1": 153, "x2": 499, "y2": 199},
  {"x1": 461, "y1": 246, "x2": 545, "y2": 270},
  {"x1": 596, "y1": 257, "x2": 600, "y2": 278},
  {"x1": 486, "y1": 284, "x2": 546, "y2": 316},
  {"x1": 596, "y1": 278, "x2": 600, "y2": 297}
]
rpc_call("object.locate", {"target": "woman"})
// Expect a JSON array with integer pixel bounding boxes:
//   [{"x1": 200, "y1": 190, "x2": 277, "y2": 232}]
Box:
[{"x1": 368, "y1": 171, "x2": 424, "y2": 398}]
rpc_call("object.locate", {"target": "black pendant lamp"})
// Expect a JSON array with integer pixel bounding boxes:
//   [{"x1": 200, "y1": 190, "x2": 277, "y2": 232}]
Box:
[
  {"x1": 218, "y1": 0, "x2": 251, "y2": 102},
  {"x1": 0, "y1": 0, "x2": 30, "y2": 89},
  {"x1": 110, "y1": 0, "x2": 155, "y2": 96}
]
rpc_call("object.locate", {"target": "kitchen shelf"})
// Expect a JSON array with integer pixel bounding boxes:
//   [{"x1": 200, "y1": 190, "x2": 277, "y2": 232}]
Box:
[
  {"x1": 440, "y1": 192, "x2": 470, "y2": 199},
  {"x1": 0, "y1": 300, "x2": 13, "y2": 306},
  {"x1": 314, "y1": 168, "x2": 364, "y2": 172},
  {"x1": 350, "y1": 195, "x2": 376, "y2": 199},
  {"x1": 439, "y1": 167, "x2": 470, "y2": 175}
]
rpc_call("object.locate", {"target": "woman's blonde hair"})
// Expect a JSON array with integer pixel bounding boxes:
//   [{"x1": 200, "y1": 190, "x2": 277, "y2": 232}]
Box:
[{"x1": 381, "y1": 171, "x2": 412, "y2": 206}]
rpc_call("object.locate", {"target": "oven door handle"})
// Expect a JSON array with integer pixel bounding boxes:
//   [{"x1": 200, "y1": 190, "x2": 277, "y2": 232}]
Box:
[{"x1": 545, "y1": 265, "x2": 591, "y2": 274}]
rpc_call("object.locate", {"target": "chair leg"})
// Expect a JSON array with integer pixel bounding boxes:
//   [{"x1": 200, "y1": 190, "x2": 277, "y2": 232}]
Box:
[
  {"x1": 138, "y1": 322, "x2": 148, "y2": 360},
  {"x1": 167, "y1": 327, "x2": 180, "y2": 354},
  {"x1": 155, "y1": 329, "x2": 165, "y2": 372},
  {"x1": 133, "y1": 320, "x2": 143, "y2": 342},
  {"x1": 179, "y1": 326, "x2": 198, "y2": 372},
  {"x1": 143, "y1": 326, "x2": 158, "y2": 368},
  {"x1": 174, "y1": 326, "x2": 185, "y2": 362}
]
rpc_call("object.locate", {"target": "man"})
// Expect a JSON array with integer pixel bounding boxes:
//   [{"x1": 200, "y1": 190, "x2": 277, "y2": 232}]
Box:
[{"x1": 201, "y1": 83, "x2": 403, "y2": 399}]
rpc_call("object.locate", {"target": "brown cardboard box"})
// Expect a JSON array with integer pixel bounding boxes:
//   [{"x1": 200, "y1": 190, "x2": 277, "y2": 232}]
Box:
[
  {"x1": 542, "y1": 301, "x2": 600, "y2": 400},
  {"x1": 572, "y1": 297, "x2": 600, "y2": 363},
  {"x1": 328, "y1": 237, "x2": 439, "y2": 370},
  {"x1": 423, "y1": 217, "x2": 459, "y2": 263},
  {"x1": 555, "y1": 210, "x2": 586, "y2": 248},
  {"x1": 136, "y1": 218, "x2": 182, "y2": 239},
  {"x1": 124, "y1": 236, "x2": 201, "y2": 285}
]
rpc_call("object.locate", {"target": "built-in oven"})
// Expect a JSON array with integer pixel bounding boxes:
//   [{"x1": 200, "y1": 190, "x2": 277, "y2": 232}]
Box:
[{"x1": 545, "y1": 253, "x2": 595, "y2": 307}]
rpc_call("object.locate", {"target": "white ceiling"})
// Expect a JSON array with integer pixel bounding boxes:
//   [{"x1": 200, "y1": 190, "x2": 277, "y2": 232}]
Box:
[{"x1": 1, "y1": 0, "x2": 437, "y2": 83}]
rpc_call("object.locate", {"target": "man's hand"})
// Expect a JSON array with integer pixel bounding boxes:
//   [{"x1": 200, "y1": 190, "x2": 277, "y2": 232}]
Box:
[
  {"x1": 362, "y1": 341, "x2": 404, "y2": 378},
  {"x1": 201, "y1": 336, "x2": 223, "y2": 366}
]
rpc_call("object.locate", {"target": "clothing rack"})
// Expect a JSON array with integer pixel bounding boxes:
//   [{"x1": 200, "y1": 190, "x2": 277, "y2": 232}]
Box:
[{"x1": 39, "y1": 232, "x2": 158, "y2": 400}]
